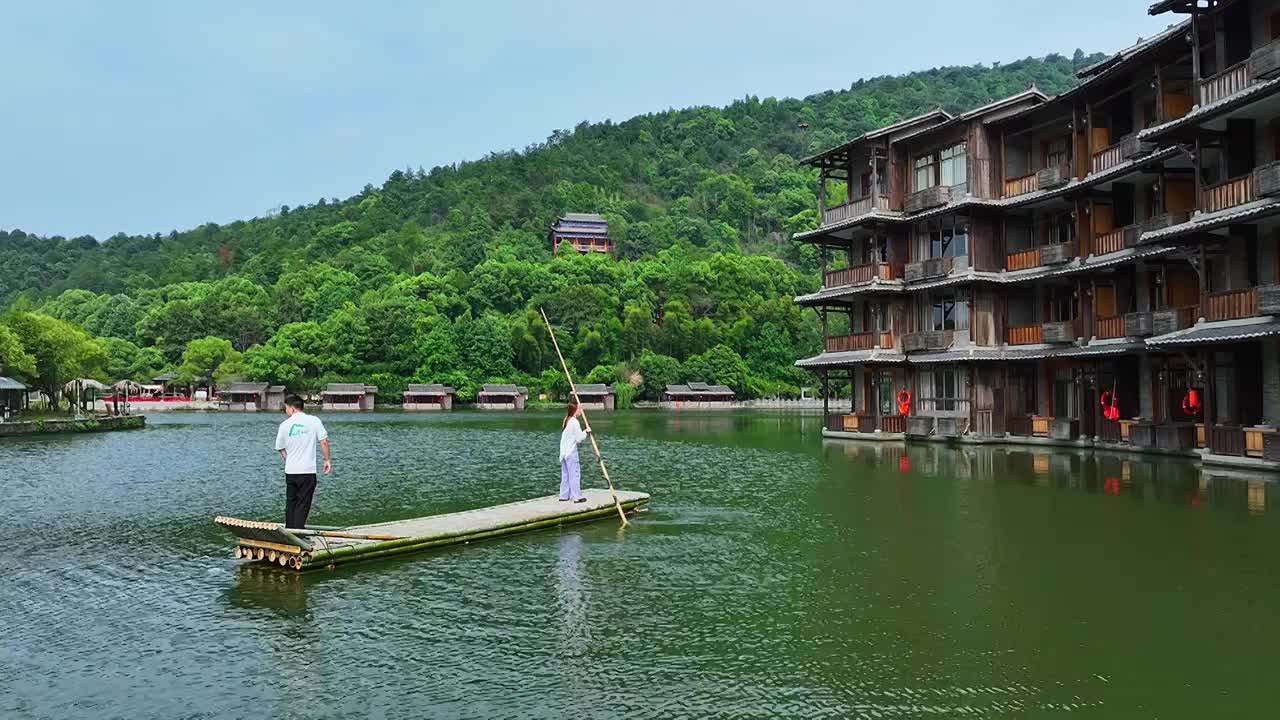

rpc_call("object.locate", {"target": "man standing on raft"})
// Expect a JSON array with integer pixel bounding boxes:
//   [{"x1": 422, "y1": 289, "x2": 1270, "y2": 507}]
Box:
[
  {"x1": 559, "y1": 399, "x2": 590, "y2": 503},
  {"x1": 274, "y1": 395, "x2": 331, "y2": 528}
]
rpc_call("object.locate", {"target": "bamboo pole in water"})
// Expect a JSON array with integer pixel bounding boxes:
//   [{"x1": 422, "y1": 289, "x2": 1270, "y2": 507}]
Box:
[{"x1": 539, "y1": 307, "x2": 629, "y2": 527}]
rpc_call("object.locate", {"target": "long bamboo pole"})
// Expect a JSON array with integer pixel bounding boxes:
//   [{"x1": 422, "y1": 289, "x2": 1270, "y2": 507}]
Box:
[{"x1": 539, "y1": 308, "x2": 629, "y2": 527}]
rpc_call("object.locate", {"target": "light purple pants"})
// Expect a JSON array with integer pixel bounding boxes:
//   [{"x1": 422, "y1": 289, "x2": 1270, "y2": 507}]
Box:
[{"x1": 560, "y1": 453, "x2": 582, "y2": 501}]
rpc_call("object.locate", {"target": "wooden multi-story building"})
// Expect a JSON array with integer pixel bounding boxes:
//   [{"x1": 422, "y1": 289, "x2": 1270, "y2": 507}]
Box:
[
  {"x1": 550, "y1": 213, "x2": 611, "y2": 254},
  {"x1": 793, "y1": 3, "x2": 1280, "y2": 469}
]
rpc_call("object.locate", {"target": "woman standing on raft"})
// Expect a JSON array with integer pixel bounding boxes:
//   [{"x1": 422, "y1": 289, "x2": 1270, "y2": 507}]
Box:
[{"x1": 559, "y1": 399, "x2": 590, "y2": 503}]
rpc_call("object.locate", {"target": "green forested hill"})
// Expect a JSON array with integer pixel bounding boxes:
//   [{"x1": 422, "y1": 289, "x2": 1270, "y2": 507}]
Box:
[{"x1": 0, "y1": 52, "x2": 1102, "y2": 403}]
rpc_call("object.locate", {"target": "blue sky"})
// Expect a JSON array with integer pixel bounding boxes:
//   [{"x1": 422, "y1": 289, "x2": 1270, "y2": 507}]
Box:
[{"x1": 0, "y1": 1, "x2": 1170, "y2": 240}]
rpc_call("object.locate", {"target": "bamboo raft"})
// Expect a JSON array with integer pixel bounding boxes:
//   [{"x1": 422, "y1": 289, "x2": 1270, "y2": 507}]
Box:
[{"x1": 215, "y1": 488, "x2": 650, "y2": 571}]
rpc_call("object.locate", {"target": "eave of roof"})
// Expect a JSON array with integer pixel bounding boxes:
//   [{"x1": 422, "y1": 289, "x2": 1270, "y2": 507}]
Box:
[
  {"x1": 800, "y1": 109, "x2": 953, "y2": 166},
  {"x1": 1139, "y1": 77, "x2": 1280, "y2": 140}
]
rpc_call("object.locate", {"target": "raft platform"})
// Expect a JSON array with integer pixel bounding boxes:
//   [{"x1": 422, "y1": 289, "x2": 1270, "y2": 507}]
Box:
[{"x1": 215, "y1": 488, "x2": 650, "y2": 571}]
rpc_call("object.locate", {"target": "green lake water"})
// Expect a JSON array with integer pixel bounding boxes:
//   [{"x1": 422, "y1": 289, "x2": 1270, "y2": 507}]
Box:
[{"x1": 3, "y1": 410, "x2": 1279, "y2": 718}]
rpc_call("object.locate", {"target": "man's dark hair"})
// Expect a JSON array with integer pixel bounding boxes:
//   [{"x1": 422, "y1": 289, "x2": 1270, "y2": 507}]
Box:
[{"x1": 284, "y1": 395, "x2": 305, "y2": 411}]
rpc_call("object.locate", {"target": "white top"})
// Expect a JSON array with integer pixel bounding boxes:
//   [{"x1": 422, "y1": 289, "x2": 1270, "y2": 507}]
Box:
[
  {"x1": 275, "y1": 411, "x2": 328, "y2": 474},
  {"x1": 559, "y1": 417, "x2": 587, "y2": 462}
]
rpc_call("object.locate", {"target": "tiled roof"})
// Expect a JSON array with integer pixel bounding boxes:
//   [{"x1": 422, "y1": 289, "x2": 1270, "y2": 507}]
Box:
[
  {"x1": 480, "y1": 384, "x2": 520, "y2": 394},
  {"x1": 405, "y1": 384, "x2": 455, "y2": 394},
  {"x1": 223, "y1": 382, "x2": 269, "y2": 393},
  {"x1": 665, "y1": 383, "x2": 735, "y2": 396},
  {"x1": 801, "y1": 109, "x2": 953, "y2": 165},
  {"x1": 795, "y1": 350, "x2": 906, "y2": 368},
  {"x1": 1140, "y1": 198, "x2": 1280, "y2": 242},
  {"x1": 573, "y1": 383, "x2": 613, "y2": 395},
  {"x1": 0, "y1": 376, "x2": 27, "y2": 391},
  {"x1": 1147, "y1": 318, "x2": 1280, "y2": 346},
  {"x1": 1140, "y1": 77, "x2": 1280, "y2": 140}
]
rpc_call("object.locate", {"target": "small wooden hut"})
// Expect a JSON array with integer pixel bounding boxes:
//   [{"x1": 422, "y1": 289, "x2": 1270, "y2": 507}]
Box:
[
  {"x1": 0, "y1": 376, "x2": 29, "y2": 421},
  {"x1": 321, "y1": 383, "x2": 378, "y2": 411},
  {"x1": 475, "y1": 384, "x2": 526, "y2": 410},
  {"x1": 660, "y1": 382, "x2": 736, "y2": 409},
  {"x1": 573, "y1": 383, "x2": 615, "y2": 411},
  {"x1": 402, "y1": 384, "x2": 455, "y2": 411},
  {"x1": 219, "y1": 382, "x2": 286, "y2": 412}
]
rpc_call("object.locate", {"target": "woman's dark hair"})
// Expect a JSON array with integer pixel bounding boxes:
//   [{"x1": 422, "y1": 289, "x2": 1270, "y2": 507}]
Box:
[{"x1": 563, "y1": 398, "x2": 579, "y2": 429}]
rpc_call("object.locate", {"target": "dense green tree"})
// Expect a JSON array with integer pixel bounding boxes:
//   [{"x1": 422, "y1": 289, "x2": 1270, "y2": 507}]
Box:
[
  {"x1": 177, "y1": 336, "x2": 243, "y2": 390},
  {"x1": 3, "y1": 312, "x2": 106, "y2": 402},
  {"x1": 0, "y1": 323, "x2": 37, "y2": 377}
]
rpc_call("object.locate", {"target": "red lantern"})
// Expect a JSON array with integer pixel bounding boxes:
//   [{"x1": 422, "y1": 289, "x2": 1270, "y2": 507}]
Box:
[
  {"x1": 896, "y1": 389, "x2": 912, "y2": 417},
  {"x1": 1181, "y1": 388, "x2": 1202, "y2": 416}
]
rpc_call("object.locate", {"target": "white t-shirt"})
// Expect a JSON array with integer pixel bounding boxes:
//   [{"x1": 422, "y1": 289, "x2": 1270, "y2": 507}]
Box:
[
  {"x1": 559, "y1": 416, "x2": 587, "y2": 462},
  {"x1": 275, "y1": 412, "x2": 328, "y2": 475}
]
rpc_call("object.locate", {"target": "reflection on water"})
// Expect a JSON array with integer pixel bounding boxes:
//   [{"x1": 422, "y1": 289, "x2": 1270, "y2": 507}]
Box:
[
  {"x1": 825, "y1": 439, "x2": 1278, "y2": 514},
  {"x1": 3, "y1": 411, "x2": 1280, "y2": 718}
]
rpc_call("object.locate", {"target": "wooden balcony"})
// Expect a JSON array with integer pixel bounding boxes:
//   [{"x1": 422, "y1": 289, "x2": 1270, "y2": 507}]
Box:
[
  {"x1": 1199, "y1": 59, "x2": 1252, "y2": 106},
  {"x1": 821, "y1": 195, "x2": 878, "y2": 226},
  {"x1": 902, "y1": 330, "x2": 952, "y2": 353},
  {"x1": 1093, "y1": 224, "x2": 1141, "y2": 256},
  {"x1": 1248, "y1": 37, "x2": 1280, "y2": 81},
  {"x1": 1204, "y1": 287, "x2": 1258, "y2": 321},
  {"x1": 1152, "y1": 306, "x2": 1199, "y2": 335},
  {"x1": 1201, "y1": 173, "x2": 1256, "y2": 214},
  {"x1": 1258, "y1": 283, "x2": 1280, "y2": 314},
  {"x1": 1099, "y1": 418, "x2": 1122, "y2": 443},
  {"x1": 1007, "y1": 324, "x2": 1043, "y2": 345},
  {"x1": 1036, "y1": 163, "x2": 1072, "y2": 189},
  {"x1": 824, "y1": 332, "x2": 895, "y2": 353},
  {"x1": 1042, "y1": 319, "x2": 1078, "y2": 343},
  {"x1": 1006, "y1": 247, "x2": 1041, "y2": 271},
  {"x1": 1040, "y1": 241, "x2": 1076, "y2": 265},
  {"x1": 1124, "y1": 311, "x2": 1154, "y2": 337},
  {"x1": 1095, "y1": 315, "x2": 1125, "y2": 339},
  {"x1": 826, "y1": 414, "x2": 855, "y2": 432},
  {"x1": 904, "y1": 185, "x2": 951, "y2": 214},
  {"x1": 1003, "y1": 173, "x2": 1038, "y2": 198},
  {"x1": 1092, "y1": 142, "x2": 1125, "y2": 174},
  {"x1": 904, "y1": 255, "x2": 954, "y2": 282},
  {"x1": 823, "y1": 262, "x2": 899, "y2": 288}
]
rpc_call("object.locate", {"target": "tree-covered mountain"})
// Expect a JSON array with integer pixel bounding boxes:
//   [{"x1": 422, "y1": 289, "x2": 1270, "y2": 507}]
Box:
[{"x1": 0, "y1": 51, "x2": 1104, "y2": 402}]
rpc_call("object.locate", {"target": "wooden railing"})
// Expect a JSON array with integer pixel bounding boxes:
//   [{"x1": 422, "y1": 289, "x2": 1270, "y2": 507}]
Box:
[
  {"x1": 1099, "y1": 419, "x2": 1122, "y2": 444},
  {"x1": 1205, "y1": 287, "x2": 1258, "y2": 321},
  {"x1": 880, "y1": 416, "x2": 906, "y2": 434},
  {"x1": 1006, "y1": 247, "x2": 1042, "y2": 271},
  {"x1": 1245, "y1": 428, "x2": 1270, "y2": 458},
  {"x1": 1031, "y1": 416, "x2": 1051, "y2": 437},
  {"x1": 1007, "y1": 324, "x2": 1043, "y2": 345},
  {"x1": 821, "y1": 195, "x2": 876, "y2": 226},
  {"x1": 1092, "y1": 142, "x2": 1125, "y2": 174},
  {"x1": 1095, "y1": 315, "x2": 1125, "y2": 339},
  {"x1": 1199, "y1": 59, "x2": 1252, "y2": 106},
  {"x1": 1007, "y1": 416, "x2": 1032, "y2": 436},
  {"x1": 825, "y1": 332, "x2": 894, "y2": 352},
  {"x1": 1201, "y1": 173, "x2": 1256, "y2": 213},
  {"x1": 1042, "y1": 319, "x2": 1078, "y2": 343},
  {"x1": 823, "y1": 262, "x2": 898, "y2": 288},
  {"x1": 1093, "y1": 228, "x2": 1127, "y2": 256},
  {"x1": 1210, "y1": 425, "x2": 1246, "y2": 457},
  {"x1": 1003, "y1": 173, "x2": 1038, "y2": 198}
]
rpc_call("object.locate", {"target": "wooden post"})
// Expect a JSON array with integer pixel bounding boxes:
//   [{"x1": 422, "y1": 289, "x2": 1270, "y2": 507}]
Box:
[
  {"x1": 1085, "y1": 103, "x2": 1093, "y2": 173},
  {"x1": 1204, "y1": 351, "x2": 1216, "y2": 452},
  {"x1": 822, "y1": 370, "x2": 830, "y2": 421},
  {"x1": 848, "y1": 155, "x2": 856, "y2": 203},
  {"x1": 870, "y1": 148, "x2": 880, "y2": 209},
  {"x1": 818, "y1": 169, "x2": 828, "y2": 218}
]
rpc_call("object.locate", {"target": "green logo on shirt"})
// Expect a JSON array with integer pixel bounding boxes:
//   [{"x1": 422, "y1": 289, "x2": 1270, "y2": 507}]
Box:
[{"x1": 287, "y1": 423, "x2": 309, "y2": 437}]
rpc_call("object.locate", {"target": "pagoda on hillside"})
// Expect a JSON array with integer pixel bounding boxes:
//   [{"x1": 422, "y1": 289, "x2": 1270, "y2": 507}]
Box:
[{"x1": 549, "y1": 213, "x2": 611, "y2": 254}]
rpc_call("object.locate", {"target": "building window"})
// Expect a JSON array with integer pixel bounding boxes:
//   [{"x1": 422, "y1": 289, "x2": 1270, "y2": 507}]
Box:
[
  {"x1": 914, "y1": 154, "x2": 937, "y2": 191},
  {"x1": 1047, "y1": 212, "x2": 1075, "y2": 245},
  {"x1": 1052, "y1": 368, "x2": 1079, "y2": 418},
  {"x1": 872, "y1": 370, "x2": 895, "y2": 416},
  {"x1": 863, "y1": 236, "x2": 889, "y2": 264},
  {"x1": 918, "y1": 216, "x2": 969, "y2": 259},
  {"x1": 925, "y1": 289, "x2": 969, "y2": 331},
  {"x1": 920, "y1": 365, "x2": 967, "y2": 412},
  {"x1": 913, "y1": 142, "x2": 967, "y2": 192},
  {"x1": 1045, "y1": 137, "x2": 1069, "y2": 168}
]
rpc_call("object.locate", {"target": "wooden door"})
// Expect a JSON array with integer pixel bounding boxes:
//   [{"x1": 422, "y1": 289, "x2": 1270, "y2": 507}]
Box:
[
  {"x1": 1165, "y1": 179, "x2": 1196, "y2": 213},
  {"x1": 1093, "y1": 203, "x2": 1115, "y2": 234},
  {"x1": 1096, "y1": 286, "x2": 1117, "y2": 317}
]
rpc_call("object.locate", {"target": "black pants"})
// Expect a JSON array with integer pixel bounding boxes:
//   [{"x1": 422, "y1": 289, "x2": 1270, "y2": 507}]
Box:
[{"x1": 285, "y1": 473, "x2": 317, "y2": 529}]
